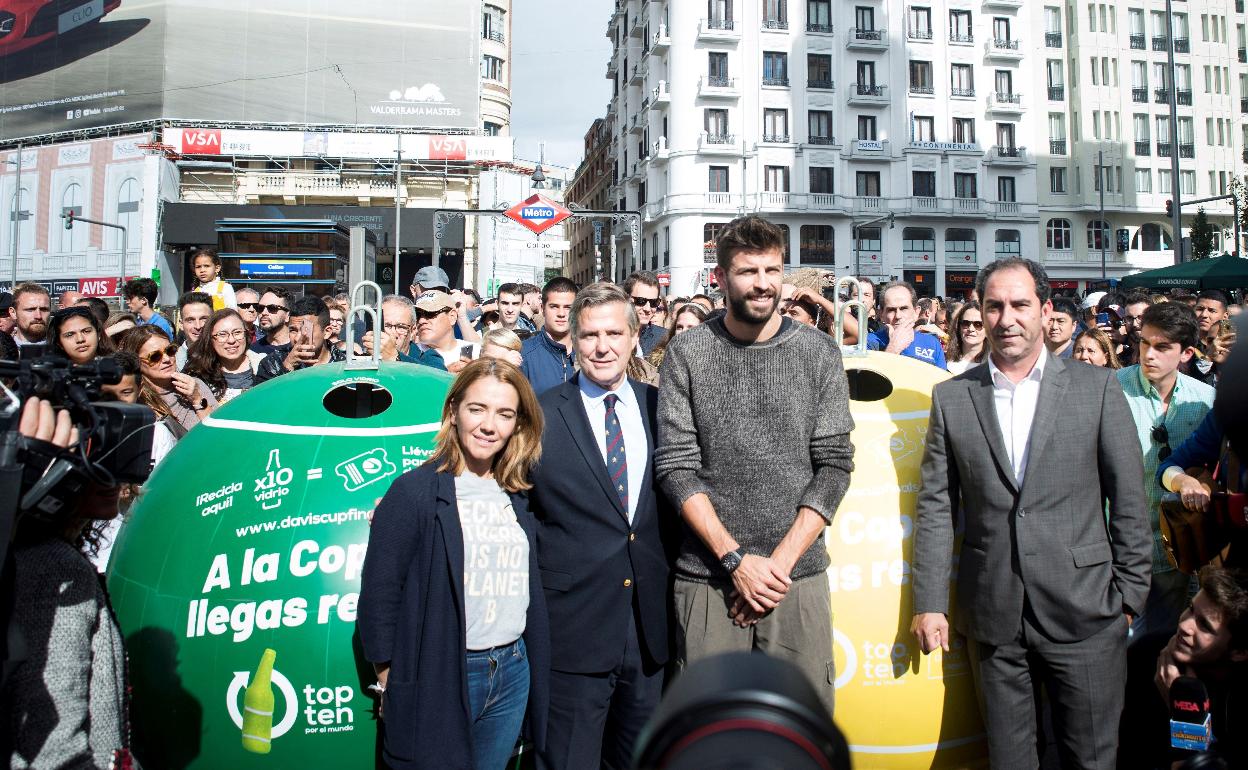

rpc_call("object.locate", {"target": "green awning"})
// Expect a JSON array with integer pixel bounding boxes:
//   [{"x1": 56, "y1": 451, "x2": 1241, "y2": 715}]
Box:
[{"x1": 1119, "y1": 255, "x2": 1248, "y2": 290}]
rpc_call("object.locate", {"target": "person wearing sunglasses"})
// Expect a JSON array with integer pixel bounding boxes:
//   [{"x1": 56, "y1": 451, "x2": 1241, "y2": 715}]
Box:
[
  {"x1": 248, "y1": 287, "x2": 294, "y2": 358},
  {"x1": 235, "y1": 287, "x2": 261, "y2": 344},
  {"x1": 944, "y1": 301, "x2": 986, "y2": 375},
  {"x1": 183, "y1": 309, "x2": 269, "y2": 404},
  {"x1": 1116, "y1": 301, "x2": 1216, "y2": 646},
  {"x1": 47, "y1": 305, "x2": 115, "y2": 365},
  {"x1": 255, "y1": 296, "x2": 346, "y2": 383},
  {"x1": 115, "y1": 325, "x2": 217, "y2": 435},
  {"x1": 623, "y1": 271, "x2": 665, "y2": 356}
]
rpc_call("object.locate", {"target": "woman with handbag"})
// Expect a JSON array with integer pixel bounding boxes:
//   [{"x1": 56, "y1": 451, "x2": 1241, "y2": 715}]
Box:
[{"x1": 358, "y1": 358, "x2": 549, "y2": 770}]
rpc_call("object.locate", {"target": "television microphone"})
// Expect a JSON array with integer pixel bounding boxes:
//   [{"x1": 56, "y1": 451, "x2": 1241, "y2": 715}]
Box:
[{"x1": 1169, "y1": 676, "x2": 1213, "y2": 753}]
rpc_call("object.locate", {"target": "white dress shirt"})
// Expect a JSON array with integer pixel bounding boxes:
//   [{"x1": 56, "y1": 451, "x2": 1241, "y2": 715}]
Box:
[
  {"x1": 986, "y1": 347, "x2": 1048, "y2": 484},
  {"x1": 579, "y1": 375, "x2": 648, "y2": 522}
]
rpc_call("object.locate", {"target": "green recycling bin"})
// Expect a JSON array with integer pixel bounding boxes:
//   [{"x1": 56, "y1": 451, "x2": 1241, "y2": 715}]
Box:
[{"x1": 108, "y1": 362, "x2": 452, "y2": 769}]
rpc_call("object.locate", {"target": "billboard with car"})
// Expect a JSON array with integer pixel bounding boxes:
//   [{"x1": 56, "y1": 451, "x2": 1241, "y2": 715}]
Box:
[{"x1": 0, "y1": 0, "x2": 481, "y2": 140}]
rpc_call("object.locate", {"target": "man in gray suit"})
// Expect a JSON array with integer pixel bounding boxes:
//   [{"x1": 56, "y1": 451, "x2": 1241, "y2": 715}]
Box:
[{"x1": 911, "y1": 257, "x2": 1152, "y2": 770}]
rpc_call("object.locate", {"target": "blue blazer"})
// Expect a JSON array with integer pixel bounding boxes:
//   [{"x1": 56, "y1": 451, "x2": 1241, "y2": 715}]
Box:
[
  {"x1": 357, "y1": 463, "x2": 550, "y2": 770},
  {"x1": 528, "y1": 375, "x2": 678, "y2": 674}
]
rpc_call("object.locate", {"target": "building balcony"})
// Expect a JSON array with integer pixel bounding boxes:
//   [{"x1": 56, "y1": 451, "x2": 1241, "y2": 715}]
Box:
[
  {"x1": 1158, "y1": 142, "x2": 1173, "y2": 157},
  {"x1": 949, "y1": 32, "x2": 973, "y2": 45},
  {"x1": 628, "y1": 10, "x2": 644, "y2": 37},
  {"x1": 1174, "y1": 38, "x2": 1190, "y2": 53},
  {"x1": 1177, "y1": 89, "x2": 1192, "y2": 106},
  {"x1": 698, "y1": 133, "x2": 738, "y2": 154},
  {"x1": 951, "y1": 87, "x2": 975, "y2": 99},
  {"x1": 853, "y1": 196, "x2": 885, "y2": 214},
  {"x1": 807, "y1": 78, "x2": 835, "y2": 90},
  {"x1": 807, "y1": 135, "x2": 836, "y2": 147},
  {"x1": 1047, "y1": 85, "x2": 1065, "y2": 101},
  {"x1": 986, "y1": 145, "x2": 1028, "y2": 164},
  {"x1": 1135, "y1": 140, "x2": 1151, "y2": 156},
  {"x1": 762, "y1": 76, "x2": 790, "y2": 87},
  {"x1": 1240, "y1": 47, "x2": 1247, "y2": 64},
  {"x1": 1045, "y1": 31, "x2": 1063, "y2": 47},
  {"x1": 1241, "y1": 98, "x2": 1248, "y2": 114},
  {"x1": 1132, "y1": 87, "x2": 1148, "y2": 103},
  {"x1": 238, "y1": 173, "x2": 395, "y2": 202},
  {"x1": 1050, "y1": 139, "x2": 1067, "y2": 155},
  {"x1": 806, "y1": 22, "x2": 834, "y2": 34},
  {"x1": 762, "y1": 18, "x2": 788, "y2": 31},
  {"x1": 483, "y1": 29, "x2": 505, "y2": 44},
  {"x1": 650, "y1": 137, "x2": 670, "y2": 162},
  {"x1": 1130, "y1": 34, "x2": 1146, "y2": 50},
  {"x1": 908, "y1": 28, "x2": 933, "y2": 42},
  {"x1": 651, "y1": 24, "x2": 670, "y2": 51},
  {"x1": 1152, "y1": 36, "x2": 1170, "y2": 51},
  {"x1": 705, "y1": 192, "x2": 742, "y2": 209},
  {"x1": 982, "y1": 0, "x2": 1023, "y2": 8},
  {"x1": 697, "y1": 75, "x2": 739, "y2": 98},
  {"x1": 629, "y1": 61, "x2": 647, "y2": 86},
  {"x1": 848, "y1": 83, "x2": 888, "y2": 106},
  {"x1": 757, "y1": 192, "x2": 791, "y2": 208},
  {"x1": 606, "y1": 59, "x2": 618, "y2": 78},
  {"x1": 987, "y1": 91, "x2": 1024, "y2": 114},
  {"x1": 846, "y1": 27, "x2": 887, "y2": 50},
  {"x1": 985, "y1": 38, "x2": 1023, "y2": 60},
  {"x1": 761, "y1": 133, "x2": 791, "y2": 144},
  {"x1": 627, "y1": 114, "x2": 644, "y2": 134},
  {"x1": 909, "y1": 84, "x2": 934, "y2": 96},
  {"x1": 650, "y1": 80, "x2": 669, "y2": 108},
  {"x1": 1154, "y1": 88, "x2": 1170, "y2": 104},
  {"x1": 1179, "y1": 143, "x2": 1195, "y2": 159},
  {"x1": 952, "y1": 197, "x2": 984, "y2": 214},
  {"x1": 846, "y1": 139, "x2": 890, "y2": 159},
  {"x1": 698, "y1": 18, "x2": 740, "y2": 42}
]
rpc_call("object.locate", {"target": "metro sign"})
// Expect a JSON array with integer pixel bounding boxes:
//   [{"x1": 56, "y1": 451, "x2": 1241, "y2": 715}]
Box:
[{"x1": 504, "y1": 194, "x2": 572, "y2": 236}]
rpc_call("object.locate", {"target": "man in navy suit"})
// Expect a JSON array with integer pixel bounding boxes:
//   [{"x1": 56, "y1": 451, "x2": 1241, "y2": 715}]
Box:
[{"x1": 528, "y1": 282, "x2": 676, "y2": 770}]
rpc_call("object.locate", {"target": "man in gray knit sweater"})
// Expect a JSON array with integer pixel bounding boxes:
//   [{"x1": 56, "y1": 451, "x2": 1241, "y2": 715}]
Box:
[{"x1": 655, "y1": 215, "x2": 854, "y2": 715}]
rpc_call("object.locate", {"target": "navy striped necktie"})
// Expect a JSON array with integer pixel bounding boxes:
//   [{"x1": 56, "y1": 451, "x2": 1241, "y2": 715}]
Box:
[{"x1": 604, "y1": 394, "x2": 628, "y2": 511}]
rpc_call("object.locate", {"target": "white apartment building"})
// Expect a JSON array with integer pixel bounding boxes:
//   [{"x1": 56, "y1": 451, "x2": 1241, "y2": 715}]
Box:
[
  {"x1": 1037, "y1": 0, "x2": 1243, "y2": 289},
  {"x1": 607, "y1": 0, "x2": 1245, "y2": 296}
]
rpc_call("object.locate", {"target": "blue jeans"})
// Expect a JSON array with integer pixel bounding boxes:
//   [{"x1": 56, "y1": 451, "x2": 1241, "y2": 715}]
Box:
[{"x1": 466, "y1": 637, "x2": 530, "y2": 770}]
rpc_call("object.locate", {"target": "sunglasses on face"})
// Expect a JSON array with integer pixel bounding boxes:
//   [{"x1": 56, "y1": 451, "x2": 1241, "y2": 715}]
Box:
[
  {"x1": 632, "y1": 296, "x2": 662, "y2": 308},
  {"x1": 958, "y1": 320, "x2": 984, "y2": 330},
  {"x1": 415, "y1": 308, "x2": 451, "y2": 321},
  {"x1": 258, "y1": 304, "x2": 288, "y2": 314},
  {"x1": 1151, "y1": 423, "x2": 1172, "y2": 461},
  {"x1": 141, "y1": 344, "x2": 180, "y2": 365},
  {"x1": 237, "y1": 302, "x2": 261, "y2": 312}
]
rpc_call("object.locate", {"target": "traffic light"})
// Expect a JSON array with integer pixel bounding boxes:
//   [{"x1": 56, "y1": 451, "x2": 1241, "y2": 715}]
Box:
[
  {"x1": 1165, "y1": 199, "x2": 1173, "y2": 218},
  {"x1": 62, "y1": 211, "x2": 74, "y2": 230}
]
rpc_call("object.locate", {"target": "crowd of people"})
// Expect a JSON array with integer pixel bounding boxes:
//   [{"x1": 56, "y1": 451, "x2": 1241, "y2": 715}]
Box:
[{"x1": 2, "y1": 220, "x2": 1246, "y2": 770}]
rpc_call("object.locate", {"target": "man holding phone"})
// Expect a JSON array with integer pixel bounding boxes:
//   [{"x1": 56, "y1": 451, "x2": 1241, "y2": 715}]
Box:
[
  {"x1": 253, "y1": 296, "x2": 343, "y2": 382},
  {"x1": 408, "y1": 290, "x2": 478, "y2": 373}
]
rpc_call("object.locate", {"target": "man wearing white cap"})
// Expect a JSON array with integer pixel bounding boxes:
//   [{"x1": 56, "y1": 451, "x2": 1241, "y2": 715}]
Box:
[{"x1": 405, "y1": 290, "x2": 479, "y2": 373}]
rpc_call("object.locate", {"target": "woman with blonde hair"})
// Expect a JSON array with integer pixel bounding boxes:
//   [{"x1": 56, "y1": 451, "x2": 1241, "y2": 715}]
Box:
[
  {"x1": 1072, "y1": 327, "x2": 1122, "y2": 369},
  {"x1": 359, "y1": 358, "x2": 550, "y2": 770},
  {"x1": 480, "y1": 327, "x2": 524, "y2": 367}
]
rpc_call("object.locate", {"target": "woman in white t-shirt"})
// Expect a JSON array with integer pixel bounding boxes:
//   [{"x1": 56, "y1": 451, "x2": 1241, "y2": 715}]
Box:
[
  {"x1": 190, "y1": 247, "x2": 237, "y2": 310},
  {"x1": 359, "y1": 359, "x2": 550, "y2": 770}
]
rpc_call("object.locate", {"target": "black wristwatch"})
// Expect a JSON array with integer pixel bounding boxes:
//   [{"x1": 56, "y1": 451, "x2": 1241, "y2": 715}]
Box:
[{"x1": 720, "y1": 549, "x2": 743, "y2": 574}]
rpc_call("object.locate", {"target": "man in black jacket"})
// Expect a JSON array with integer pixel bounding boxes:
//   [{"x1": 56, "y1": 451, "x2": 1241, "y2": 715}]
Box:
[
  {"x1": 528, "y1": 283, "x2": 676, "y2": 770},
  {"x1": 254, "y1": 296, "x2": 344, "y2": 382}
]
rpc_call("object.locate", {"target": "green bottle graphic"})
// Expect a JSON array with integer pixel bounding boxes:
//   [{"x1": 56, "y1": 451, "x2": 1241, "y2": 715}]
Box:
[{"x1": 241, "y1": 648, "x2": 277, "y2": 754}]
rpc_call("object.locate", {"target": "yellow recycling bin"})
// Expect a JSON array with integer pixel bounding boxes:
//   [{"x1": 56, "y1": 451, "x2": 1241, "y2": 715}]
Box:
[{"x1": 828, "y1": 350, "x2": 988, "y2": 769}]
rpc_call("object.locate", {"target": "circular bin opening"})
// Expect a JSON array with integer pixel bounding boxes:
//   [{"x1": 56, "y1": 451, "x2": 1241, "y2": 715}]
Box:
[
  {"x1": 845, "y1": 368, "x2": 893, "y2": 402},
  {"x1": 323, "y1": 382, "x2": 394, "y2": 419}
]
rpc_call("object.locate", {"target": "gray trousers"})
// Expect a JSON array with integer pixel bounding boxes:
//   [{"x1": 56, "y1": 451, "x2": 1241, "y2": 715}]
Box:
[
  {"x1": 672, "y1": 574, "x2": 835, "y2": 717},
  {"x1": 968, "y1": 611, "x2": 1128, "y2": 770}
]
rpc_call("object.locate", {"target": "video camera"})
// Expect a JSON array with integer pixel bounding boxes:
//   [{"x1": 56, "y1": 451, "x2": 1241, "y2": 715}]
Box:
[{"x1": 0, "y1": 355, "x2": 156, "y2": 522}]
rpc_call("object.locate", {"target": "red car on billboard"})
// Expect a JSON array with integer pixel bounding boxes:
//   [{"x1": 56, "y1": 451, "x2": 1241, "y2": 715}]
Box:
[{"x1": 0, "y1": 0, "x2": 122, "y2": 57}]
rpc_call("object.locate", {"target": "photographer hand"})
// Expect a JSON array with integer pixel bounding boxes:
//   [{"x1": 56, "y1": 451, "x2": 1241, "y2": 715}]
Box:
[{"x1": 19, "y1": 397, "x2": 77, "y2": 448}]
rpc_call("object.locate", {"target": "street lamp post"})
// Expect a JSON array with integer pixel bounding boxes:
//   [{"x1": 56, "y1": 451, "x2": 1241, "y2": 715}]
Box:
[
  {"x1": 5, "y1": 145, "x2": 24, "y2": 290},
  {"x1": 64, "y1": 212, "x2": 127, "y2": 295},
  {"x1": 1099, "y1": 148, "x2": 1107, "y2": 280}
]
